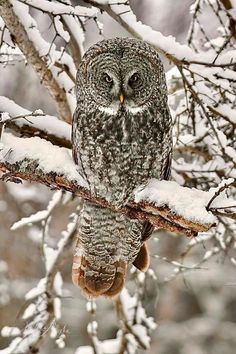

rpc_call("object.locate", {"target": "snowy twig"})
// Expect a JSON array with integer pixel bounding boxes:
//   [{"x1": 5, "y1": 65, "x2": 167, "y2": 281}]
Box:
[
  {"x1": 0, "y1": 0, "x2": 72, "y2": 122},
  {"x1": 0, "y1": 97, "x2": 72, "y2": 148},
  {"x1": 115, "y1": 284, "x2": 156, "y2": 351},
  {"x1": 1, "y1": 211, "x2": 78, "y2": 353},
  {"x1": 219, "y1": 0, "x2": 236, "y2": 39}
]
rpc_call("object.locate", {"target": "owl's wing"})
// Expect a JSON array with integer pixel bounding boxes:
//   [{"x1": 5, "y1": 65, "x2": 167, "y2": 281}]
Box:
[
  {"x1": 71, "y1": 109, "x2": 78, "y2": 165},
  {"x1": 132, "y1": 149, "x2": 172, "y2": 272}
]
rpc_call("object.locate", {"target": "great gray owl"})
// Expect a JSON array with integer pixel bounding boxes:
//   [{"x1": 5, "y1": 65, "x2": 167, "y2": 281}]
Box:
[{"x1": 72, "y1": 38, "x2": 172, "y2": 298}]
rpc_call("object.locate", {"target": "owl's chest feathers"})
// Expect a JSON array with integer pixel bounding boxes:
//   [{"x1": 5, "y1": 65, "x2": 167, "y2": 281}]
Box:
[
  {"x1": 76, "y1": 107, "x2": 167, "y2": 201},
  {"x1": 83, "y1": 107, "x2": 162, "y2": 145}
]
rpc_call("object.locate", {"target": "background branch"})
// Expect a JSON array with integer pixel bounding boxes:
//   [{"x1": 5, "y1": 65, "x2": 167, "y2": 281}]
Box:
[{"x1": 0, "y1": 0, "x2": 72, "y2": 122}]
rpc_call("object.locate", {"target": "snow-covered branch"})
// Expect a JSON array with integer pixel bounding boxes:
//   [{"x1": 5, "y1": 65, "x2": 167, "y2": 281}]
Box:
[
  {"x1": 0, "y1": 0, "x2": 73, "y2": 122},
  {"x1": 85, "y1": 0, "x2": 236, "y2": 66},
  {"x1": 1, "y1": 133, "x2": 234, "y2": 238},
  {"x1": 0, "y1": 96, "x2": 71, "y2": 148},
  {"x1": 1, "y1": 209, "x2": 78, "y2": 353}
]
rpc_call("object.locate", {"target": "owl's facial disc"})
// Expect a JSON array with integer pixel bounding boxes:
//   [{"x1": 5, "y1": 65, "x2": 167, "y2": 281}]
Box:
[{"x1": 87, "y1": 53, "x2": 154, "y2": 115}]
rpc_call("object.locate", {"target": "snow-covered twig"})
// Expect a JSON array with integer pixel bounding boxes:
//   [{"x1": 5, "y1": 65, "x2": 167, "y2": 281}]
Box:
[
  {"x1": 0, "y1": 0, "x2": 73, "y2": 122},
  {"x1": 0, "y1": 211, "x2": 79, "y2": 354},
  {"x1": 0, "y1": 97, "x2": 71, "y2": 148}
]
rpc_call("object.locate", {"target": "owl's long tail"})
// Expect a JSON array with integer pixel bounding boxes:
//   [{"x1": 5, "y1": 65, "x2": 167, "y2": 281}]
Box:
[{"x1": 72, "y1": 202, "x2": 150, "y2": 298}]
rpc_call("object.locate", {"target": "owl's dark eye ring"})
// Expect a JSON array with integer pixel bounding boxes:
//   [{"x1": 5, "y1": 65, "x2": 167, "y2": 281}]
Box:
[
  {"x1": 102, "y1": 73, "x2": 113, "y2": 84},
  {"x1": 129, "y1": 73, "x2": 140, "y2": 86}
]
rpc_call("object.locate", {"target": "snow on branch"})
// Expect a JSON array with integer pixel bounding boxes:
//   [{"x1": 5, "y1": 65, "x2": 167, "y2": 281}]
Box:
[
  {"x1": 0, "y1": 0, "x2": 74, "y2": 122},
  {"x1": 0, "y1": 210, "x2": 78, "y2": 353},
  {"x1": 85, "y1": 0, "x2": 236, "y2": 66},
  {"x1": 0, "y1": 96, "x2": 72, "y2": 148},
  {"x1": 1, "y1": 133, "x2": 234, "y2": 238}
]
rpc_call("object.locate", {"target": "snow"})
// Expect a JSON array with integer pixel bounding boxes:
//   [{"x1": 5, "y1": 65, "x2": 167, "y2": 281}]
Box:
[
  {"x1": 11, "y1": 0, "x2": 78, "y2": 112},
  {"x1": 44, "y1": 245, "x2": 58, "y2": 273},
  {"x1": 134, "y1": 179, "x2": 218, "y2": 225},
  {"x1": 104, "y1": 1, "x2": 236, "y2": 64},
  {"x1": 0, "y1": 112, "x2": 11, "y2": 123},
  {"x1": 25, "y1": 278, "x2": 46, "y2": 300},
  {"x1": 132, "y1": 324, "x2": 150, "y2": 348},
  {"x1": 87, "y1": 321, "x2": 98, "y2": 334},
  {"x1": 0, "y1": 133, "x2": 87, "y2": 187},
  {"x1": 21, "y1": 0, "x2": 98, "y2": 17},
  {"x1": 86, "y1": 300, "x2": 97, "y2": 313},
  {"x1": 212, "y1": 104, "x2": 236, "y2": 124},
  {"x1": 11, "y1": 190, "x2": 62, "y2": 230},
  {"x1": 75, "y1": 347, "x2": 93, "y2": 354},
  {"x1": 62, "y1": 15, "x2": 85, "y2": 58},
  {"x1": 54, "y1": 16, "x2": 70, "y2": 42},
  {"x1": 0, "y1": 96, "x2": 71, "y2": 141},
  {"x1": 1, "y1": 327, "x2": 21, "y2": 337},
  {"x1": 75, "y1": 338, "x2": 120, "y2": 354},
  {"x1": 22, "y1": 303, "x2": 36, "y2": 320}
]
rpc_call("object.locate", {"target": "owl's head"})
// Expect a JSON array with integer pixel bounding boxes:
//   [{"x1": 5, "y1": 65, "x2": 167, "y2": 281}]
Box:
[{"x1": 77, "y1": 38, "x2": 167, "y2": 115}]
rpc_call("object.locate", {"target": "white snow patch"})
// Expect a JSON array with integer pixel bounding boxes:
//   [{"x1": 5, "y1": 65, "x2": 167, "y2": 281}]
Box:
[
  {"x1": 22, "y1": 303, "x2": 36, "y2": 320},
  {"x1": 134, "y1": 179, "x2": 217, "y2": 225},
  {"x1": 75, "y1": 338, "x2": 120, "y2": 354},
  {"x1": 132, "y1": 324, "x2": 150, "y2": 348},
  {"x1": 25, "y1": 278, "x2": 46, "y2": 300},
  {"x1": 0, "y1": 133, "x2": 87, "y2": 187},
  {"x1": 1, "y1": 327, "x2": 21, "y2": 337}
]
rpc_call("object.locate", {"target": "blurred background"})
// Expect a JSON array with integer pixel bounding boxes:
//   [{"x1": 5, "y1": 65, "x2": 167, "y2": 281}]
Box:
[{"x1": 1, "y1": 1, "x2": 236, "y2": 353}]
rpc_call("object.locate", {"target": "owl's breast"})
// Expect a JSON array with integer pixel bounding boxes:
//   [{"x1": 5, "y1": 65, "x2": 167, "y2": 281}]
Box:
[{"x1": 74, "y1": 107, "x2": 171, "y2": 204}]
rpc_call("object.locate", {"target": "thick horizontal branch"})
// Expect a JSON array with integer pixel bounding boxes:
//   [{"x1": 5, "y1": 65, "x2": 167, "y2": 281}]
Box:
[
  {"x1": 0, "y1": 133, "x2": 223, "y2": 238},
  {"x1": 0, "y1": 159, "x2": 204, "y2": 237}
]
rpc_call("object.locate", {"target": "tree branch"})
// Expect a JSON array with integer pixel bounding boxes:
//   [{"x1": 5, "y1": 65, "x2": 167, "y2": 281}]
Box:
[
  {"x1": 0, "y1": 133, "x2": 220, "y2": 238},
  {"x1": 219, "y1": 0, "x2": 236, "y2": 39},
  {"x1": 0, "y1": 0, "x2": 72, "y2": 122},
  {"x1": 0, "y1": 97, "x2": 72, "y2": 148}
]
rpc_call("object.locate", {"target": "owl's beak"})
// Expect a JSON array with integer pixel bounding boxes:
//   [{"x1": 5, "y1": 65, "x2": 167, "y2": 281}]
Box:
[{"x1": 119, "y1": 94, "x2": 124, "y2": 104}]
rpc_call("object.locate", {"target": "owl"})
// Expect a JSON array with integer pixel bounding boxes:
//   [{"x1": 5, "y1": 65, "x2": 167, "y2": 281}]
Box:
[{"x1": 72, "y1": 38, "x2": 172, "y2": 298}]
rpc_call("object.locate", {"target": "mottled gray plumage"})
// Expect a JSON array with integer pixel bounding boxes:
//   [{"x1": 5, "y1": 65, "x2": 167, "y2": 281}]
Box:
[{"x1": 72, "y1": 38, "x2": 172, "y2": 297}]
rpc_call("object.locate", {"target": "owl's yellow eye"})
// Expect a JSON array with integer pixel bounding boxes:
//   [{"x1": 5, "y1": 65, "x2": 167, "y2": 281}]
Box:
[{"x1": 102, "y1": 73, "x2": 113, "y2": 84}]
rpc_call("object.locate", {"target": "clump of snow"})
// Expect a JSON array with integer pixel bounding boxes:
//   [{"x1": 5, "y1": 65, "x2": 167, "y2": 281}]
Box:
[
  {"x1": 134, "y1": 179, "x2": 217, "y2": 225},
  {"x1": 132, "y1": 324, "x2": 150, "y2": 348},
  {"x1": 54, "y1": 16, "x2": 70, "y2": 42},
  {"x1": 0, "y1": 112, "x2": 11, "y2": 122},
  {"x1": 25, "y1": 278, "x2": 46, "y2": 300},
  {"x1": 75, "y1": 347, "x2": 93, "y2": 354},
  {"x1": 75, "y1": 338, "x2": 120, "y2": 354},
  {"x1": 22, "y1": 304, "x2": 36, "y2": 320},
  {"x1": 0, "y1": 133, "x2": 87, "y2": 188},
  {"x1": 1, "y1": 327, "x2": 21, "y2": 337},
  {"x1": 86, "y1": 300, "x2": 97, "y2": 313}
]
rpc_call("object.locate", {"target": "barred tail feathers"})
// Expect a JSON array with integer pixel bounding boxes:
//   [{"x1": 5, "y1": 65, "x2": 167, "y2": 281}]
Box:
[
  {"x1": 72, "y1": 253, "x2": 127, "y2": 297},
  {"x1": 72, "y1": 202, "x2": 144, "y2": 298}
]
